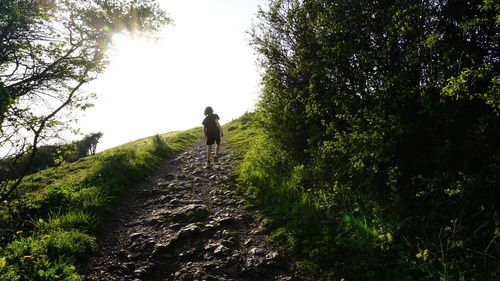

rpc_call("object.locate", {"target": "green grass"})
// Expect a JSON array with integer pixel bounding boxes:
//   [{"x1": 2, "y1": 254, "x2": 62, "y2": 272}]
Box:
[
  {"x1": 0, "y1": 127, "x2": 203, "y2": 280},
  {"x1": 225, "y1": 115, "x2": 400, "y2": 279},
  {"x1": 224, "y1": 113, "x2": 262, "y2": 161}
]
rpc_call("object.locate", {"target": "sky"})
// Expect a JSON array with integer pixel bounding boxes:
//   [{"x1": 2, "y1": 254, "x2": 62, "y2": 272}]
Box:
[{"x1": 78, "y1": 0, "x2": 266, "y2": 151}]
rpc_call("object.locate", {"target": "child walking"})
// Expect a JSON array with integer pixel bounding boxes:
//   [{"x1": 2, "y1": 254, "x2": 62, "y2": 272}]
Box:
[{"x1": 202, "y1": 106, "x2": 223, "y2": 167}]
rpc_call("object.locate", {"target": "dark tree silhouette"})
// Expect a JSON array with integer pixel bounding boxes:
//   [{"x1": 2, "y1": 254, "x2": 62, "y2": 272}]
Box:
[{"x1": 77, "y1": 132, "x2": 103, "y2": 158}]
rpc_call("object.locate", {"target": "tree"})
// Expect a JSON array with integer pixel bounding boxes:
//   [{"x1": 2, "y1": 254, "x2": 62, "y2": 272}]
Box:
[
  {"x1": 77, "y1": 132, "x2": 103, "y2": 157},
  {"x1": 0, "y1": 0, "x2": 170, "y2": 200},
  {"x1": 251, "y1": 0, "x2": 499, "y2": 278}
]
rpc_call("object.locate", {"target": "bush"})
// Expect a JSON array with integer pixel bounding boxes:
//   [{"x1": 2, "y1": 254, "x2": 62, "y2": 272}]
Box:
[
  {"x1": 247, "y1": 0, "x2": 499, "y2": 279},
  {"x1": 151, "y1": 134, "x2": 171, "y2": 157}
]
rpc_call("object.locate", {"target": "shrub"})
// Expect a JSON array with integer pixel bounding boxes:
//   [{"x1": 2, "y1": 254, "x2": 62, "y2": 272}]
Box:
[{"x1": 1, "y1": 234, "x2": 84, "y2": 280}]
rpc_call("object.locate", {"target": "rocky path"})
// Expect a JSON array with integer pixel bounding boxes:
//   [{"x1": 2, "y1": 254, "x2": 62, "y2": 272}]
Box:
[{"x1": 85, "y1": 142, "x2": 304, "y2": 281}]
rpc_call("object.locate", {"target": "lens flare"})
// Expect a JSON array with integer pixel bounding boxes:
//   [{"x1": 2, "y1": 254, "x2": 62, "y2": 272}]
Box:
[{"x1": 111, "y1": 32, "x2": 127, "y2": 46}]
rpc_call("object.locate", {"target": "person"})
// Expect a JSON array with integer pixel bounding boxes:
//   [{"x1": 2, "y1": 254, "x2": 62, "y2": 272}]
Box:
[{"x1": 202, "y1": 106, "x2": 223, "y2": 167}]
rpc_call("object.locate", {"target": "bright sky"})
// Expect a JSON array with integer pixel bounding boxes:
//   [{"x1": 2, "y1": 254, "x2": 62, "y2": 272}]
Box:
[{"x1": 79, "y1": 0, "x2": 265, "y2": 151}]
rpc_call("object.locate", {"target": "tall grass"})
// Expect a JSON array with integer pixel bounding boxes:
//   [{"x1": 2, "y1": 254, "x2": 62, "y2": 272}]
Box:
[{"x1": 0, "y1": 127, "x2": 203, "y2": 279}]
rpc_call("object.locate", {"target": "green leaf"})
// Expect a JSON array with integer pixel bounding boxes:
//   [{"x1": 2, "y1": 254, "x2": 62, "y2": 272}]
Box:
[
  {"x1": 0, "y1": 81, "x2": 13, "y2": 113},
  {"x1": 0, "y1": 256, "x2": 6, "y2": 270}
]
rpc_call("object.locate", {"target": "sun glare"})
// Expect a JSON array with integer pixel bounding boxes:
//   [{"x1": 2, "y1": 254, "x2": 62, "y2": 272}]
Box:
[
  {"x1": 80, "y1": 0, "x2": 264, "y2": 152},
  {"x1": 111, "y1": 32, "x2": 128, "y2": 46}
]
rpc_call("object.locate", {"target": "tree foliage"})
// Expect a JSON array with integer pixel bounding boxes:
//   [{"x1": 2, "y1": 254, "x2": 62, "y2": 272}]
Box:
[
  {"x1": 77, "y1": 132, "x2": 103, "y2": 157},
  {"x1": 0, "y1": 0, "x2": 170, "y2": 200},
  {"x1": 251, "y1": 0, "x2": 499, "y2": 279}
]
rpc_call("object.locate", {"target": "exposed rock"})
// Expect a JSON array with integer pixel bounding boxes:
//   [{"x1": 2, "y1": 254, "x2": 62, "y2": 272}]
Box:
[
  {"x1": 213, "y1": 244, "x2": 231, "y2": 256},
  {"x1": 215, "y1": 216, "x2": 243, "y2": 226},
  {"x1": 221, "y1": 237, "x2": 237, "y2": 248},
  {"x1": 266, "y1": 251, "x2": 279, "y2": 260},
  {"x1": 129, "y1": 232, "x2": 143, "y2": 241},
  {"x1": 127, "y1": 251, "x2": 141, "y2": 260},
  {"x1": 169, "y1": 198, "x2": 181, "y2": 205},
  {"x1": 170, "y1": 204, "x2": 210, "y2": 223},
  {"x1": 177, "y1": 223, "x2": 201, "y2": 238},
  {"x1": 133, "y1": 266, "x2": 149, "y2": 278},
  {"x1": 249, "y1": 247, "x2": 265, "y2": 256}
]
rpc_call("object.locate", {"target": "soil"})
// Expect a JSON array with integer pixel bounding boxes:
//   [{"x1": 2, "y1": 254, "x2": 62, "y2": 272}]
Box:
[{"x1": 85, "y1": 142, "x2": 307, "y2": 281}]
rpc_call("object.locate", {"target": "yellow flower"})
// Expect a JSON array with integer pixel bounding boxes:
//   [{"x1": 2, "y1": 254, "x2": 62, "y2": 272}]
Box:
[
  {"x1": 378, "y1": 232, "x2": 394, "y2": 243},
  {"x1": 422, "y1": 249, "x2": 429, "y2": 261},
  {"x1": 386, "y1": 232, "x2": 393, "y2": 243},
  {"x1": 416, "y1": 249, "x2": 429, "y2": 261}
]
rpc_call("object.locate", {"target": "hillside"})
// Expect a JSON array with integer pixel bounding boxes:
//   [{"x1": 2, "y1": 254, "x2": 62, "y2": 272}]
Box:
[
  {"x1": 0, "y1": 119, "x2": 305, "y2": 280},
  {"x1": 2, "y1": 112, "x2": 498, "y2": 280},
  {"x1": 0, "y1": 128, "x2": 203, "y2": 279}
]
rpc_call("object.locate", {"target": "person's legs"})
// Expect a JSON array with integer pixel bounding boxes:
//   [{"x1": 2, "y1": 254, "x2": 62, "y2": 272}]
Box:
[
  {"x1": 207, "y1": 144, "x2": 213, "y2": 162},
  {"x1": 206, "y1": 135, "x2": 215, "y2": 166},
  {"x1": 214, "y1": 137, "x2": 221, "y2": 161}
]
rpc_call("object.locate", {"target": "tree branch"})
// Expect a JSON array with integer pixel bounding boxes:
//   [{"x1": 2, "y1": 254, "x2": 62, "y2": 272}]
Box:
[{"x1": 1, "y1": 79, "x2": 86, "y2": 201}]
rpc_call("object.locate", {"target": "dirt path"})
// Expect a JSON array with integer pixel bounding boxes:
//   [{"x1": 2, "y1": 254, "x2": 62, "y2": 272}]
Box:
[{"x1": 85, "y1": 142, "x2": 304, "y2": 281}]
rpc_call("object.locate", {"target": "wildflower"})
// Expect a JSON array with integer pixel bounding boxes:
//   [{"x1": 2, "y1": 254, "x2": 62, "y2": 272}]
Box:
[
  {"x1": 416, "y1": 249, "x2": 429, "y2": 261},
  {"x1": 386, "y1": 232, "x2": 393, "y2": 242},
  {"x1": 378, "y1": 232, "x2": 393, "y2": 243}
]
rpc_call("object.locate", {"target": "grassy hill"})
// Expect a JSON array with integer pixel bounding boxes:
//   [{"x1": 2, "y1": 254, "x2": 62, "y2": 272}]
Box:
[
  {"x1": 0, "y1": 128, "x2": 203, "y2": 280},
  {"x1": 2, "y1": 113, "x2": 496, "y2": 280}
]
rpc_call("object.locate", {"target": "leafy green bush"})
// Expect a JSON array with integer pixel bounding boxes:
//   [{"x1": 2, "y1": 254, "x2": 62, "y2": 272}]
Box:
[
  {"x1": 228, "y1": 105, "x2": 498, "y2": 280},
  {"x1": 151, "y1": 134, "x2": 172, "y2": 157}
]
